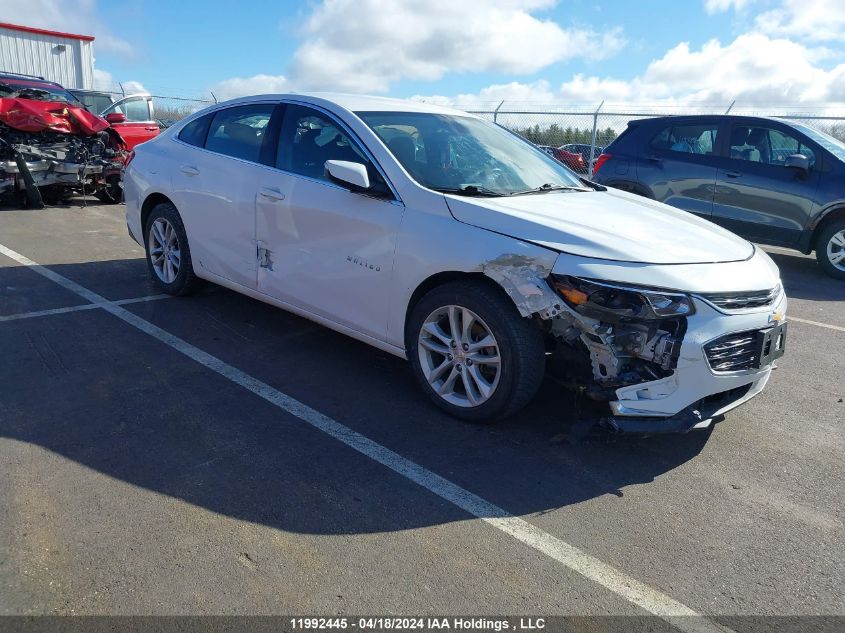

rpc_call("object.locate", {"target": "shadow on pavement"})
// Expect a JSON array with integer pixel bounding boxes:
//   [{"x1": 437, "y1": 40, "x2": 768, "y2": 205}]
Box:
[
  {"x1": 1, "y1": 258, "x2": 714, "y2": 536},
  {"x1": 766, "y1": 251, "x2": 845, "y2": 301}
]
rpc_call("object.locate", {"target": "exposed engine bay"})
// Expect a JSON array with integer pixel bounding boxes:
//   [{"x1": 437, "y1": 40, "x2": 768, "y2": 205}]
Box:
[
  {"x1": 540, "y1": 275, "x2": 689, "y2": 402},
  {"x1": 0, "y1": 87, "x2": 129, "y2": 208}
]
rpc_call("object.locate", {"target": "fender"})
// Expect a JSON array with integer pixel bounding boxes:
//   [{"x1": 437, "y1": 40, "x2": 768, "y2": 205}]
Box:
[{"x1": 800, "y1": 201, "x2": 845, "y2": 253}]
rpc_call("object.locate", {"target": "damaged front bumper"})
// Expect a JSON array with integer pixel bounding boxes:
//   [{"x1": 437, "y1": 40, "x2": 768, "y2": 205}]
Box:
[
  {"x1": 604, "y1": 292, "x2": 787, "y2": 431},
  {"x1": 538, "y1": 250, "x2": 787, "y2": 433}
]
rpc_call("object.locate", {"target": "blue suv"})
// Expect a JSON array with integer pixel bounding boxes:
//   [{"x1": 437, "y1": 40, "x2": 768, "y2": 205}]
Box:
[{"x1": 592, "y1": 115, "x2": 845, "y2": 279}]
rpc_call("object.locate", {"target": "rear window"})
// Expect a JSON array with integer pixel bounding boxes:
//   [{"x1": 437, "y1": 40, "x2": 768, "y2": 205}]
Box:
[
  {"x1": 651, "y1": 123, "x2": 719, "y2": 155},
  {"x1": 178, "y1": 114, "x2": 212, "y2": 147}
]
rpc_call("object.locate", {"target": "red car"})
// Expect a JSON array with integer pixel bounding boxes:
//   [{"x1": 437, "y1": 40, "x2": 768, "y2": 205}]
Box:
[
  {"x1": 70, "y1": 88, "x2": 160, "y2": 150},
  {"x1": 536, "y1": 144, "x2": 587, "y2": 173},
  {"x1": 0, "y1": 72, "x2": 153, "y2": 206}
]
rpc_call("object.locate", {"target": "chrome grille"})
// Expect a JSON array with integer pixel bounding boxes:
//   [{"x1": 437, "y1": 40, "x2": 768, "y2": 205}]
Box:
[
  {"x1": 699, "y1": 286, "x2": 780, "y2": 311},
  {"x1": 704, "y1": 331, "x2": 759, "y2": 372}
]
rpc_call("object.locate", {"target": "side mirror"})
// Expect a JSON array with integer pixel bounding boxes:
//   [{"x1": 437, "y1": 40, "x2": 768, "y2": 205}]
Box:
[
  {"x1": 325, "y1": 160, "x2": 370, "y2": 191},
  {"x1": 785, "y1": 154, "x2": 810, "y2": 173},
  {"x1": 105, "y1": 112, "x2": 126, "y2": 124}
]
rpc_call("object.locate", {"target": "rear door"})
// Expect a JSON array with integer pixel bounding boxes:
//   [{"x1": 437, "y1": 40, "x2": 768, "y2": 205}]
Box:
[
  {"x1": 711, "y1": 120, "x2": 822, "y2": 246},
  {"x1": 169, "y1": 102, "x2": 278, "y2": 289},
  {"x1": 636, "y1": 119, "x2": 724, "y2": 218},
  {"x1": 102, "y1": 96, "x2": 159, "y2": 149}
]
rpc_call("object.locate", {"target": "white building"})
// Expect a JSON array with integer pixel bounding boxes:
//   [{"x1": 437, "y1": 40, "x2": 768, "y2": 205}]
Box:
[{"x1": 0, "y1": 22, "x2": 95, "y2": 89}]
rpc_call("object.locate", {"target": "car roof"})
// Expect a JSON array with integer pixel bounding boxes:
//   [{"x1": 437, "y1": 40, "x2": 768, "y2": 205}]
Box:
[
  {"x1": 0, "y1": 73, "x2": 63, "y2": 89},
  {"x1": 215, "y1": 92, "x2": 474, "y2": 117},
  {"x1": 631, "y1": 114, "x2": 800, "y2": 126}
]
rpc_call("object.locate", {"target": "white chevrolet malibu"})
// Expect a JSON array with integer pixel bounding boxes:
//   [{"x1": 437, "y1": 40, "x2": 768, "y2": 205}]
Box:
[{"x1": 124, "y1": 94, "x2": 787, "y2": 432}]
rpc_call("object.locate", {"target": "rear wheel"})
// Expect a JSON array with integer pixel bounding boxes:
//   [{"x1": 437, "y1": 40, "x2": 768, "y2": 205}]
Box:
[
  {"x1": 407, "y1": 280, "x2": 545, "y2": 422},
  {"x1": 816, "y1": 219, "x2": 845, "y2": 280},
  {"x1": 144, "y1": 202, "x2": 201, "y2": 295}
]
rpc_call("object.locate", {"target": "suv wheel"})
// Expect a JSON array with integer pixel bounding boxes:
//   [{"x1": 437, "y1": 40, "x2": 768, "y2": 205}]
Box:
[
  {"x1": 816, "y1": 219, "x2": 845, "y2": 280},
  {"x1": 406, "y1": 280, "x2": 545, "y2": 422}
]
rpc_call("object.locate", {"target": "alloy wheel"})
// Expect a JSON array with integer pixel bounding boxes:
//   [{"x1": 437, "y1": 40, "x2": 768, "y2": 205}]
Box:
[
  {"x1": 148, "y1": 217, "x2": 181, "y2": 284},
  {"x1": 827, "y1": 229, "x2": 845, "y2": 272},
  {"x1": 417, "y1": 305, "x2": 501, "y2": 408}
]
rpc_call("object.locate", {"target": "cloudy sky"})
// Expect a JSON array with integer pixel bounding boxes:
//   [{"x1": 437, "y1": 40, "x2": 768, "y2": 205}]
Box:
[{"x1": 6, "y1": 0, "x2": 845, "y2": 107}]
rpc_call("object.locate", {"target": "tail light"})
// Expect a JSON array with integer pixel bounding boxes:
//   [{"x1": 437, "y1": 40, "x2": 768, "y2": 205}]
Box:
[{"x1": 592, "y1": 153, "x2": 611, "y2": 175}]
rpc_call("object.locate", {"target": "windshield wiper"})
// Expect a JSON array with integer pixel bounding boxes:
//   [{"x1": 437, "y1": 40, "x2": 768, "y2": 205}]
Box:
[
  {"x1": 432, "y1": 185, "x2": 505, "y2": 197},
  {"x1": 508, "y1": 183, "x2": 590, "y2": 196}
]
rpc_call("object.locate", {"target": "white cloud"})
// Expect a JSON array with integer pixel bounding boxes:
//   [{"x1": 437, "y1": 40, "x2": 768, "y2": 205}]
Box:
[
  {"x1": 704, "y1": 0, "x2": 755, "y2": 14},
  {"x1": 3, "y1": 0, "x2": 135, "y2": 58},
  {"x1": 92, "y1": 68, "x2": 115, "y2": 91},
  {"x1": 416, "y1": 33, "x2": 845, "y2": 107},
  {"x1": 286, "y1": 0, "x2": 626, "y2": 93},
  {"x1": 754, "y1": 0, "x2": 845, "y2": 42},
  {"x1": 211, "y1": 74, "x2": 291, "y2": 101}
]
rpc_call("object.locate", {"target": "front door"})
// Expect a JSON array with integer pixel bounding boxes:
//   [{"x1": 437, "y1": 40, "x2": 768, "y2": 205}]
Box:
[
  {"x1": 712, "y1": 122, "x2": 821, "y2": 247},
  {"x1": 102, "y1": 96, "x2": 159, "y2": 149},
  {"x1": 255, "y1": 103, "x2": 403, "y2": 341}
]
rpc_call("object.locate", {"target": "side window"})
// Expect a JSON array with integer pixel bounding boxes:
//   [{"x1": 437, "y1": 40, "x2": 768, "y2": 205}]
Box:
[
  {"x1": 769, "y1": 128, "x2": 816, "y2": 166},
  {"x1": 277, "y1": 104, "x2": 373, "y2": 182},
  {"x1": 650, "y1": 124, "x2": 718, "y2": 155},
  {"x1": 123, "y1": 98, "x2": 151, "y2": 122},
  {"x1": 178, "y1": 114, "x2": 212, "y2": 147},
  {"x1": 730, "y1": 126, "x2": 816, "y2": 167},
  {"x1": 205, "y1": 104, "x2": 274, "y2": 163}
]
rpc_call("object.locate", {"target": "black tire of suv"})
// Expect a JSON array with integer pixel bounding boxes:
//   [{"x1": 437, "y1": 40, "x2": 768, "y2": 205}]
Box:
[
  {"x1": 406, "y1": 280, "x2": 546, "y2": 423},
  {"x1": 144, "y1": 202, "x2": 202, "y2": 295},
  {"x1": 816, "y1": 219, "x2": 845, "y2": 280}
]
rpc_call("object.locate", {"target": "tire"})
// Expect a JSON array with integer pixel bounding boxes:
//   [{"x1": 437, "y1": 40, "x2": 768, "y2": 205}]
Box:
[
  {"x1": 815, "y1": 219, "x2": 845, "y2": 280},
  {"x1": 144, "y1": 202, "x2": 201, "y2": 295},
  {"x1": 95, "y1": 177, "x2": 123, "y2": 204},
  {"x1": 406, "y1": 280, "x2": 545, "y2": 422}
]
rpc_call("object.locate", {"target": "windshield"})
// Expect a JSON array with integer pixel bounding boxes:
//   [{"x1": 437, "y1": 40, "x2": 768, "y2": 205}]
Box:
[
  {"x1": 0, "y1": 79, "x2": 82, "y2": 105},
  {"x1": 790, "y1": 122, "x2": 845, "y2": 163},
  {"x1": 357, "y1": 111, "x2": 585, "y2": 195}
]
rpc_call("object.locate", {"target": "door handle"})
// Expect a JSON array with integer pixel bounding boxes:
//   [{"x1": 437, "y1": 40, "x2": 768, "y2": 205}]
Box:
[
  {"x1": 724, "y1": 170, "x2": 742, "y2": 178},
  {"x1": 259, "y1": 187, "x2": 286, "y2": 201},
  {"x1": 145, "y1": 126, "x2": 159, "y2": 131},
  {"x1": 180, "y1": 165, "x2": 200, "y2": 176}
]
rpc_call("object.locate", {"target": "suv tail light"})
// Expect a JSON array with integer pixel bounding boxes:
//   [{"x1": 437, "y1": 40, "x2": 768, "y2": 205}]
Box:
[{"x1": 592, "y1": 152, "x2": 611, "y2": 175}]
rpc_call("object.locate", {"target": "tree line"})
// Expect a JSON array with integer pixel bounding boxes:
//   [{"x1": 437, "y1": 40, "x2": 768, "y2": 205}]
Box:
[{"x1": 513, "y1": 123, "x2": 619, "y2": 148}]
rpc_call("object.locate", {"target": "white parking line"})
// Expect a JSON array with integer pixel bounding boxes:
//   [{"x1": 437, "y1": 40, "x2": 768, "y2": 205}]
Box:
[
  {"x1": 789, "y1": 316, "x2": 845, "y2": 333},
  {"x1": 0, "y1": 242, "x2": 731, "y2": 633},
  {"x1": 0, "y1": 294, "x2": 170, "y2": 323}
]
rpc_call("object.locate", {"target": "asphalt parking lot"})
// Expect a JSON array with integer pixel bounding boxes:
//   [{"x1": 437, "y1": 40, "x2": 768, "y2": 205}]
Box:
[{"x1": 0, "y1": 199, "x2": 843, "y2": 630}]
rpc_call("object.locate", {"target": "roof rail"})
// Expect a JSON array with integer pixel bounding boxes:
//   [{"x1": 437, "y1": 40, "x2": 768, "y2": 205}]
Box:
[{"x1": 0, "y1": 70, "x2": 46, "y2": 80}]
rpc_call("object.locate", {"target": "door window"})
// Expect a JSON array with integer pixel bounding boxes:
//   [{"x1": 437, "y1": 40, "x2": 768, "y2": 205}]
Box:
[
  {"x1": 277, "y1": 104, "x2": 375, "y2": 183},
  {"x1": 650, "y1": 124, "x2": 719, "y2": 155},
  {"x1": 205, "y1": 104, "x2": 274, "y2": 163},
  {"x1": 728, "y1": 126, "x2": 816, "y2": 167},
  {"x1": 178, "y1": 113, "x2": 212, "y2": 147},
  {"x1": 104, "y1": 99, "x2": 152, "y2": 122}
]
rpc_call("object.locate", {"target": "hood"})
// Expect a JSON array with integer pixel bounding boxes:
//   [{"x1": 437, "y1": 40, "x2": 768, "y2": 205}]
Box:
[
  {"x1": 445, "y1": 187, "x2": 754, "y2": 264},
  {"x1": 0, "y1": 97, "x2": 110, "y2": 135}
]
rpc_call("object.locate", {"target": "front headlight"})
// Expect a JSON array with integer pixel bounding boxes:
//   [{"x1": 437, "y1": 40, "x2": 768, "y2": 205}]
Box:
[{"x1": 551, "y1": 275, "x2": 695, "y2": 321}]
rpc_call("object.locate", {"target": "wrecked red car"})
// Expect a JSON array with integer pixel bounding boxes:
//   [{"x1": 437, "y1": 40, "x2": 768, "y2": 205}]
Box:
[{"x1": 0, "y1": 72, "x2": 129, "y2": 207}]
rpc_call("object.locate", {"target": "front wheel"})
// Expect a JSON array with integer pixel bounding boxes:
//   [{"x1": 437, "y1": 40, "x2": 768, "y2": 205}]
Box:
[
  {"x1": 407, "y1": 280, "x2": 545, "y2": 422},
  {"x1": 816, "y1": 220, "x2": 845, "y2": 280},
  {"x1": 144, "y1": 202, "x2": 201, "y2": 295}
]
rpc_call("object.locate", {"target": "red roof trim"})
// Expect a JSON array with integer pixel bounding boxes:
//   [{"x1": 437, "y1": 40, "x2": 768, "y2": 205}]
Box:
[{"x1": 0, "y1": 22, "x2": 95, "y2": 42}]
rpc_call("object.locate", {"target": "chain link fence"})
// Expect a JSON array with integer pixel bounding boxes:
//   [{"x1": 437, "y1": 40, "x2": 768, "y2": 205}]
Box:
[
  {"x1": 78, "y1": 89, "x2": 215, "y2": 126},
  {"x1": 456, "y1": 101, "x2": 845, "y2": 176}
]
